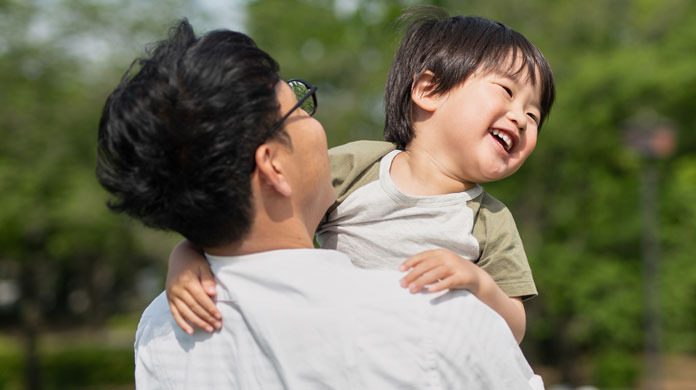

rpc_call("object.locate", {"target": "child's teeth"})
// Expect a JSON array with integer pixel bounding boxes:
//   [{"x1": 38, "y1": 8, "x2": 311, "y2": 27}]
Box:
[
  {"x1": 492, "y1": 130, "x2": 511, "y2": 151},
  {"x1": 502, "y1": 134, "x2": 511, "y2": 150}
]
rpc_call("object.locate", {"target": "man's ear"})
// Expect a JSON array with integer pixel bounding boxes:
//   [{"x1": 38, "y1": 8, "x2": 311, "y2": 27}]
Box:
[
  {"x1": 411, "y1": 70, "x2": 443, "y2": 112},
  {"x1": 254, "y1": 143, "x2": 292, "y2": 197}
]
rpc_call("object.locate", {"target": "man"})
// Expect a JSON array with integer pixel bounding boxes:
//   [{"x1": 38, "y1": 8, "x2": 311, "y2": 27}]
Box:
[{"x1": 97, "y1": 20, "x2": 544, "y2": 389}]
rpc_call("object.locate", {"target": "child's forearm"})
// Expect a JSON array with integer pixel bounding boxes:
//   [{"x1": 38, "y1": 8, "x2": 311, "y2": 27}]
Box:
[
  {"x1": 166, "y1": 239, "x2": 221, "y2": 334},
  {"x1": 167, "y1": 240, "x2": 206, "y2": 285},
  {"x1": 472, "y1": 270, "x2": 526, "y2": 343}
]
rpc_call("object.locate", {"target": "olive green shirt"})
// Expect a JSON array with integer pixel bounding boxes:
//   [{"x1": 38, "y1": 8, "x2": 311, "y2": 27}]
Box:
[{"x1": 318, "y1": 140, "x2": 537, "y2": 300}]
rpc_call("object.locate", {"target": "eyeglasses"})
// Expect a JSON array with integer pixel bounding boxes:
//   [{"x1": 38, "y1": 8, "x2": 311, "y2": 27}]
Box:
[{"x1": 267, "y1": 79, "x2": 318, "y2": 136}]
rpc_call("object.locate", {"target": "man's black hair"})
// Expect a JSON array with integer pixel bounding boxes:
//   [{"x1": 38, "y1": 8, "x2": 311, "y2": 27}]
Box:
[
  {"x1": 96, "y1": 19, "x2": 282, "y2": 248},
  {"x1": 384, "y1": 6, "x2": 556, "y2": 149}
]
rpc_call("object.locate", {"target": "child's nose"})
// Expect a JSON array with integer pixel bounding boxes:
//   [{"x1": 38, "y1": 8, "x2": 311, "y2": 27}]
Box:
[{"x1": 507, "y1": 108, "x2": 527, "y2": 131}]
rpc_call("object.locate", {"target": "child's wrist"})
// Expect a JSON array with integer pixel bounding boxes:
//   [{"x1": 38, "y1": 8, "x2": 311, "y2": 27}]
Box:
[{"x1": 471, "y1": 268, "x2": 496, "y2": 297}]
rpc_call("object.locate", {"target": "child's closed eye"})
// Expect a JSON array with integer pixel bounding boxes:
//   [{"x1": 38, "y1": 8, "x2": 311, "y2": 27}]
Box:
[
  {"x1": 499, "y1": 84, "x2": 513, "y2": 97},
  {"x1": 527, "y1": 112, "x2": 539, "y2": 125}
]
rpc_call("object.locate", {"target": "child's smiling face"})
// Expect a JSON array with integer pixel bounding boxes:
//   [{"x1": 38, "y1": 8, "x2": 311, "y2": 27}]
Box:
[{"x1": 420, "y1": 57, "x2": 543, "y2": 186}]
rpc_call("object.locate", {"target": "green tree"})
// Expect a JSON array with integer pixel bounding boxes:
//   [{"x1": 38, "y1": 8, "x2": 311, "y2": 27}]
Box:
[{"x1": 0, "y1": 0, "x2": 215, "y2": 388}]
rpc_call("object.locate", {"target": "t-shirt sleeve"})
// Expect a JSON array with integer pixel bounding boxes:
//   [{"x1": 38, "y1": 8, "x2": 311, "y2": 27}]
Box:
[
  {"x1": 324, "y1": 140, "x2": 396, "y2": 217},
  {"x1": 471, "y1": 193, "x2": 537, "y2": 300}
]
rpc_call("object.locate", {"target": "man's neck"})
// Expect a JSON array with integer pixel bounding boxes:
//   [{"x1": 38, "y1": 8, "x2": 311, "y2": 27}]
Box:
[{"x1": 204, "y1": 219, "x2": 315, "y2": 257}]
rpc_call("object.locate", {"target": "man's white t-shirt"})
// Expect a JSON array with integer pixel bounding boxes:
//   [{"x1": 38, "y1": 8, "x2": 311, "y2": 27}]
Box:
[{"x1": 135, "y1": 248, "x2": 544, "y2": 389}]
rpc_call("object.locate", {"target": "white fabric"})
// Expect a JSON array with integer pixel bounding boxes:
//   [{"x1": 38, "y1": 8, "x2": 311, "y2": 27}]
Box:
[
  {"x1": 135, "y1": 248, "x2": 543, "y2": 389},
  {"x1": 317, "y1": 149, "x2": 482, "y2": 270}
]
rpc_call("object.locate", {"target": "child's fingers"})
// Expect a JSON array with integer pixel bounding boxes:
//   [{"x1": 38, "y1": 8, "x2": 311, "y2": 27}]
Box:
[
  {"x1": 199, "y1": 292, "x2": 222, "y2": 321},
  {"x1": 400, "y1": 256, "x2": 441, "y2": 287},
  {"x1": 189, "y1": 281, "x2": 222, "y2": 321},
  {"x1": 173, "y1": 296, "x2": 216, "y2": 333},
  {"x1": 426, "y1": 277, "x2": 456, "y2": 293},
  {"x1": 399, "y1": 250, "x2": 437, "y2": 271},
  {"x1": 198, "y1": 265, "x2": 218, "y2": 297},
  {"x1": 169, "y1": 302, "x2": 194, "y2": 334},
  {"x1": 181, "y1": 289, "x2": 221, "y2": 330},
  {"x1": 406, "y1": 265, "x2": 450, "y2": 293}
]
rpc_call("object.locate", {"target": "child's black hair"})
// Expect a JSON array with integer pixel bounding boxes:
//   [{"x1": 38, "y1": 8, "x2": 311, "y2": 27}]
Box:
[{"x1": 384, "y1": 6, "x2": 555, "y2": 149}]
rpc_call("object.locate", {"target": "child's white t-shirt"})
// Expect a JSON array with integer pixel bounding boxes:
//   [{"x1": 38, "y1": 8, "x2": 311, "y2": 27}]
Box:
[{"x1": 318, "y1": 149, "x2": 482, "y2": 269}]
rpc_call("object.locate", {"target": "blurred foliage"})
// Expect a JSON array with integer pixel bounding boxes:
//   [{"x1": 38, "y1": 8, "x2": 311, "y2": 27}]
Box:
[
  {"x1": 0, "y1": 346, "x2": 133, "y2": 389},
  {"x1": 40, "y1": 347, "x2": 133, "y2": 389},
  {"x1": 1, "y1": 0, "x2": 696, "y2": 388},
  {"x1": 246, "y1": 0, "x2": 408, "y2": 145},
  {"x1": 0, "y1": 0, "x2": 209, "y2": 388},
  {"x1": 0, "y1": 0, "x2": 205, "y2": 327}
]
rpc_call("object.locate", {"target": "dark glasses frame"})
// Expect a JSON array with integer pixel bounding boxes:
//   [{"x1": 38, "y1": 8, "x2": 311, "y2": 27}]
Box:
[{"x1": 266, "y1": 78, "x2": 318, "y2": 138}]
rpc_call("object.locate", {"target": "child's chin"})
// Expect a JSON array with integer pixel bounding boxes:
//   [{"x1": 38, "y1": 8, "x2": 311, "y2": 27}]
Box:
[{"x1": 482, "y1": 168, "x2": 514, "y2": 182}]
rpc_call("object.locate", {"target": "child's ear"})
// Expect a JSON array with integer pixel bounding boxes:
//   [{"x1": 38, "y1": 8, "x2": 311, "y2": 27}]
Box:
[
  {"x1": 254, "y1": 143, "x2": 292, "y2": 197},
  {"x1": 411, "y1": 70, "x2": 444, "y2": 112}
]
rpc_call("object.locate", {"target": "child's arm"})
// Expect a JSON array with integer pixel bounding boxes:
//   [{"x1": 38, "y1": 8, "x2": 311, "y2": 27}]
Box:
[
  {"x1": 165, "y1": 240, "x2": 221, "y2": 334},
  {"x1": 399, "y1": 248, "x2": 526, "y2": 343}
]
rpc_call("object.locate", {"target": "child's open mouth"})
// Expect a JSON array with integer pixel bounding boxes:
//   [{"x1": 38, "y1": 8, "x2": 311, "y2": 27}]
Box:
[{"x1": 490, "y1": 129, "x2": 512, "y2": 151}]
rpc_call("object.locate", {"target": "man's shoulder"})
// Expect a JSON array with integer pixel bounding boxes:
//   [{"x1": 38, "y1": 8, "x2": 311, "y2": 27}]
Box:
[
  {"x1": 426, "y1": 290, "x2": 541, "y2": 389},
  {"x1": 136, "y1": 292, "x2": 175, "y2": 342},
  {"x1": 140, "y1": 292, "x2": 171, "y2": 320},
  {"x1": 134, "y1": 292, "x2": 183, "y2": 388},
  {"x1": 427, "y1": 289, "x2": 496, "y2": 321}
]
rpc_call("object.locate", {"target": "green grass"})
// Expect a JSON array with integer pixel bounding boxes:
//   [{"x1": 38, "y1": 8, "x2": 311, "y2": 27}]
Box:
[
  {"x1": 0, "y1": 345, "x2": 133, "y2": 390},
  {"x1": 0, "y1": 321, "x2": 138, "y2": 390}
]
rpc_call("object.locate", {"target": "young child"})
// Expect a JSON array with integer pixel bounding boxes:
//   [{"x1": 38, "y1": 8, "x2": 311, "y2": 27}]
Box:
[{"x1": 165, "y1": 7, "x2": 555, "y2": 343}]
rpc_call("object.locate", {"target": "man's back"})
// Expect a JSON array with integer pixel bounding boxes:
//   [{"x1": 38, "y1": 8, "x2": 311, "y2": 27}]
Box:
[{"x1": 135, "y1": 248, "x2": 542, "y2": 389}]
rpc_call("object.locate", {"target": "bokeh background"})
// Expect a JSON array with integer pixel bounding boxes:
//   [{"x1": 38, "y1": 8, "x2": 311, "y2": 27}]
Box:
[{"x1": 1, "y1": 0, "x2": 695, "y2": 389}]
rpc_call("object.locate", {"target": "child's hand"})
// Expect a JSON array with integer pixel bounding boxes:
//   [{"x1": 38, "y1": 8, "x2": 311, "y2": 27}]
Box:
[
  {"x1": 400, "y1": 248, "x2": 527, "y2": 343},
  {"x1": 399, "y1": 248, "x2": 482, "y2": 294},
  {"x1": 166, "y1": 241, "x2": 222, "y2": 334}
]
